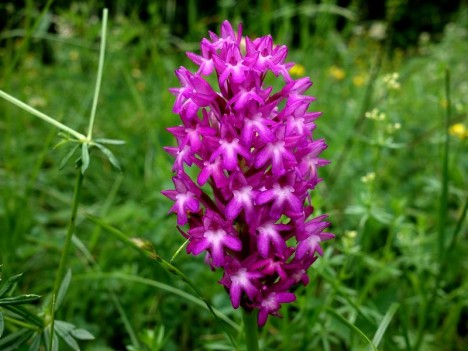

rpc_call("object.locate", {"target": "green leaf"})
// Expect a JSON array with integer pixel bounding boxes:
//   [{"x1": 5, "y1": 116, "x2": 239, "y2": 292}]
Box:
[
  {"x1": 53, "y1": 138, "x2": 71, "y2": 150},
  {"x1": 1, "y1": 305, "x2": 43, "y2": 328},
  {"x1": 54, "y1": 320, "x2": 75, "y2": 333},
  {"x1": 0, "y1": 273, "x2": 23, "y2": 298},
  {"x1": 370, "y1": 208, "x2": 393, "y2": 224},
  {"x1": 155, "y1": 325, "x2": 165, "y2": 345},
  {"x1": 57, "y1": 132, "x2": 74, "y2": 142},
  {"x1": 344, "y1": 205, "x2": 368, "y2": 216},
  {"x1": 59, "y1": 144, "x2": 80, "y2": 170},
  {"x1": 0, "y1": 312, "x2": 4, "y2": 338},
  {"x1": 55, "y1": 270, "x2": 72, "y2": 311},
  {"x1": 71, "y1": 328, "x2": 95, "y2": 340},
  {"x1": 55, "y1": 321, "x2": 80, "y2": 351},
  {"x1": 326, "y1": 307, "x2": 379, "y2": 351},
  {"x1": 28, "y1": 333, "x2": 41, "y2": 351},
  {"x1": 86, "y1": 216, "x2": 239, "y2": 345},
  {"x1": 81, "y1": 143, "x2": 90, "y2": 174},
  {"x1": 0, "y1": 294, "x2": 41, "y2": 306},
  {"x1": 76, "y1": 271, "x2": 239, "y2": 332},
  {"x1": 170, "y1": 238, "x2": 189, "y2": 262},
  {"x1": 53, "y1": 132, "x2": 79, "y2": 144},
  {"x1": 372, "y1": 303, "x2": 399, "y2": 348},
  {"x1": 0, "y1": 328, "x2": 31, "y2": 348},
  {"x1": 94, "y1": 138, "x2": 126, "y2": 145},
  {"x1": 44, "y1": 326, "x2": 59, "y2": 351},
  {"x1": 94, "y1": 142, "x2": 122, "y2": 171}
]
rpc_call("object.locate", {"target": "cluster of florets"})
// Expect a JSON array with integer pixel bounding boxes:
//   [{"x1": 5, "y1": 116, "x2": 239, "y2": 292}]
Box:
[{"x1": 162, "y1": 21, "x2": 333, "y2": 326}]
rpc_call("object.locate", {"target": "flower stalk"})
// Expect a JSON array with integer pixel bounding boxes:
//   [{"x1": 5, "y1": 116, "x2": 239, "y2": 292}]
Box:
[
  {"x1": 87, "y1": 8, "x2": 108, "y2": 141},
  {"x1": 242, "y1": 309, "x2": 259, "y2": 351},
  {"x1": 49, "y1": 170, "x2": 84, "y2": 349},
  {"x1": 0, "y1": 89, "x2": 86, "y2": 141}
]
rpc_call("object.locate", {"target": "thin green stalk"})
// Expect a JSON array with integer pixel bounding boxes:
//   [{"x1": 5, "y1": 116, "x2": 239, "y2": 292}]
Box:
[
  {"x1": 448, "y1": 196, "x2": 468, "y2": 251},
  {"x1": 73, "y1": 271, "x2": 240, "y2": 332},
  {"x1": 88, "y1": 174, "x2": 123, "y2": 251},
  {"x1": 87, "y1": 9, "x2": 108, "y2": 140},
  {"x1": 3, "y1": 0, "x2": 54, "y2": 82},
  {"x1": 328, "y1": 3, "x2": 399, "y2": 189},
  {"x1": 413, "y1": 69, "x2": 452, "y2": 351},
  {"x1": 72, "y1": 235, "x2": 141, "y2": 348},
  {"x1": 48, "y1": 171, "x2": 84, "y2": 350},
  {"x1": 0, "y1": 90, "x2": 86, "y2": 141},
  {"x1": 86, "y1": 215, "x2": 237, "y2": 347},
  {"x1": 242, "y1": 309, "x2": 259, "y2": 351},
  {"x1": 438, "y1": 69, "x2": 451, "y2": 260}
]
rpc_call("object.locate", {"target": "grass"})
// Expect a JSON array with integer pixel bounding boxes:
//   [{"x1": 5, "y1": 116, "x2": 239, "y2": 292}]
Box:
[{"x1": 0, "y1": 2, "x2": 467, "y2": 350}]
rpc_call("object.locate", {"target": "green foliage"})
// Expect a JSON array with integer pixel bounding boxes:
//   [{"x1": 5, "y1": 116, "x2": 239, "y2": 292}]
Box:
[{"x1": 0, "y1": 1, "x2": 467, "y2": 351}]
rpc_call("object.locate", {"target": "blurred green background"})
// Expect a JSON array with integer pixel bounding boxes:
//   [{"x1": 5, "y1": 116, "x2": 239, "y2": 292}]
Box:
[{"x1": 0, "y1": 1, "x2": 467, "y2": 350}]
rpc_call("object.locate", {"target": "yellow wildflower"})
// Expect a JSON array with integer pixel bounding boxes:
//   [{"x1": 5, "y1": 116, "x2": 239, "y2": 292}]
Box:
[
  {"x1": 449, "y1": 123, "x2": 468, "y2": 140},
  {"x1": 353, "y1": 73, "x2": 367, "y2": 87},
  {"x1": 329, "y1": 65, "x2": 345, "y2": 80},
  {"x1": 289, "y1": 64, "x2": 306, "y2": 77}
]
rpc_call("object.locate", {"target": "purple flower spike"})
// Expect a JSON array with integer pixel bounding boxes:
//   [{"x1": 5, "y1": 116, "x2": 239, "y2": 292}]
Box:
[{"x1": 163, "y1": 20, "x2": 333, "y2": 326}]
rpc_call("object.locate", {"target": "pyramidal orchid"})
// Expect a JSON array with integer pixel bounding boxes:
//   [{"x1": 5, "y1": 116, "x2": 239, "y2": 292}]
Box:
[{"x1": 163, "y1": 20, "x2": 333, "y2": 327}]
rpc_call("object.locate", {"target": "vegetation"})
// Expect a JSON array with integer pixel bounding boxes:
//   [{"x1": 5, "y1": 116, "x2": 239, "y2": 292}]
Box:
[{"x1": 0, "y1": 1, "x2": 466, "y2": 350}]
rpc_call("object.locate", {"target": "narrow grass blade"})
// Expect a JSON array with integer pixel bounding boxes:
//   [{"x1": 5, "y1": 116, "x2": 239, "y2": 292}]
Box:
[
  {"x1": 449, "y1": 196, "x2": 468, "y2": 251},
  {"x1": 0, "y1": 294, "x2": 41, "y2": 306},
  {"x1": 372, "y1": 303, "x2": 399, "y2": 348},
  {"x1": 0, "y1": 312, "x2": 4, "y2": 338},
  {"x1": 74, "y1": 271, "x2": 240, "y2": 332},
  {"x1": 326, "y1": 307, "x2": 378, "y2": 351},
  {"x1": 0, "y1": 274, "x2": 23, "y2": 298},
  {"x1": 0, "y1": 328, "x2": 31, "y2": 349},
  {"x1": 438, "y1": 69, "x2": 451, "y2": 259},
  {"x1": 86, "y1": 215, "x2": 238, "y2": 346},
  {"x1": 28, "y1": 332, "x2": 41, "y2": 351},
  {"x1": 170, "y1": 238, "x2": 189, "y2": 262},
  {"x1": 55, "y1": 269, "x2": 72, "y2": 311},
  {"x1": 71, "y1": 235, "x2": 139, "y2": 348},
  {"x1": 1, "y1": 306, "x2": 43, "y2": 328}
]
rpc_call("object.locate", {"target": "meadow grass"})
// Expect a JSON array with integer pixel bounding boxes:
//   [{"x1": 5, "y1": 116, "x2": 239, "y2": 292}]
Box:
[{"x1": 0, "y1": 2, "x2": 467, "y2": 350}]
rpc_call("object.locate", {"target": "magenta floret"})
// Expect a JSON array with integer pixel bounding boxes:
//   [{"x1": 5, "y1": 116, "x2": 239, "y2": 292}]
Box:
[{"x1": 163, "y1": 20, "x2": 333, "y2": 326}]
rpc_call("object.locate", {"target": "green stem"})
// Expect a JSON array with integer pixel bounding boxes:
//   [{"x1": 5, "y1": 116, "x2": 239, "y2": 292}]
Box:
[
  {"x1": 413, "y1": 69, "x2": 452, "y2": 351},
  {"x1": 438, "y1": 69, "x2": 451, "y2": 260},
  {"x1": 49, "y1": 170, "x2": 84, "y2": 350},
  {"x1": 87, "y1": 8, "x2": 108, "y2": 140},
  {"x1": 242, "y1": 309, "x2": 259, "y2": 351},
  {"x1": 0, "y1": 90, "x2": 86, "y2": 141}
]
